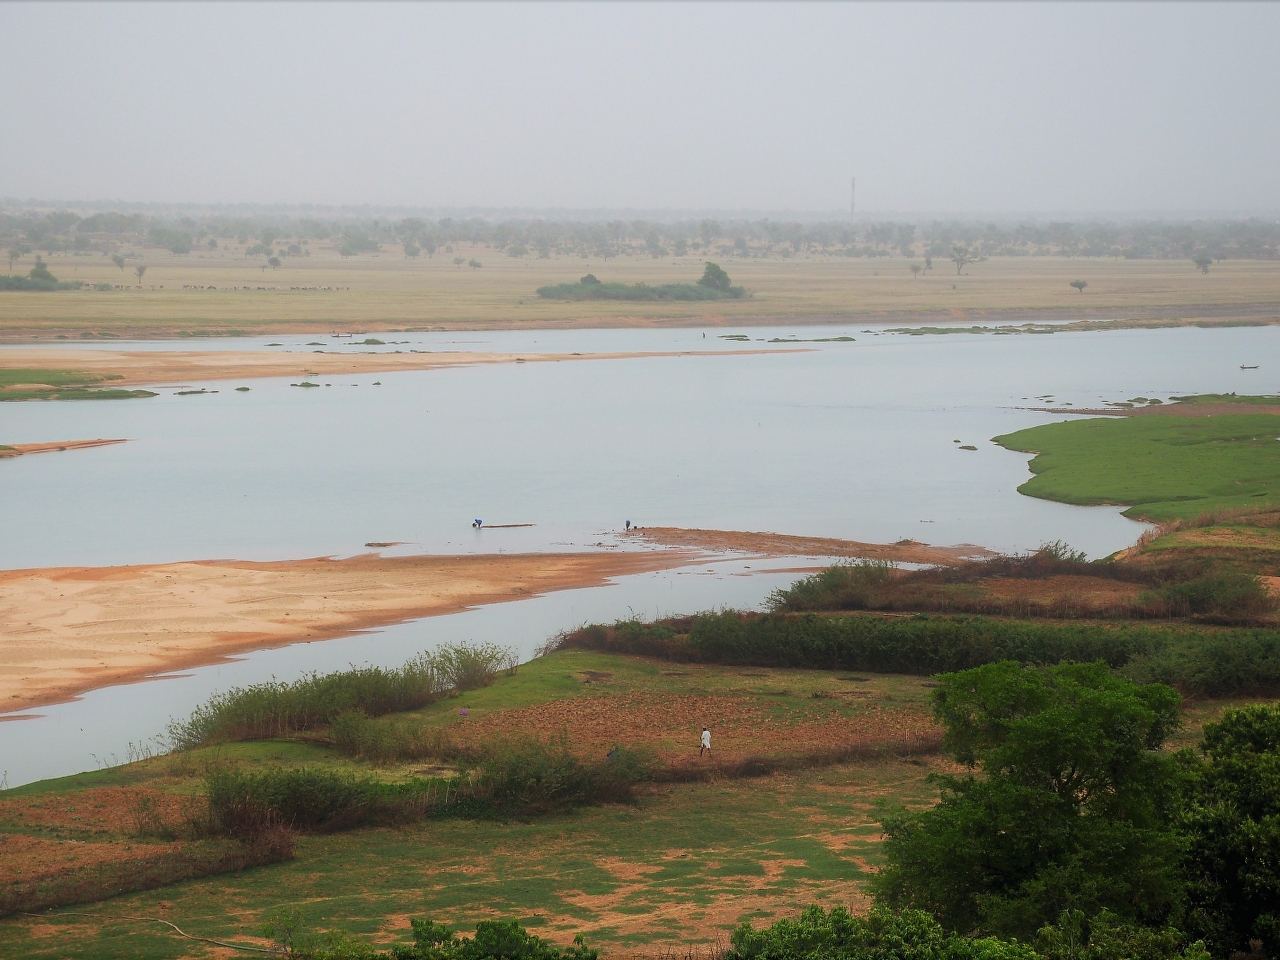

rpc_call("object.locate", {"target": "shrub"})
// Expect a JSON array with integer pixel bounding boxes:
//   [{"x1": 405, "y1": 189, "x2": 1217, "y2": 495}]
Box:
[
  {"x1": 330, "y1": 710, "x2": 452, "y2": 764},
  {"x1": 169, "y1": 644, "x2": 513, "y2": 748},
  {"x1": 205, "y1": 768, "x2": 430, "y2": 835}
]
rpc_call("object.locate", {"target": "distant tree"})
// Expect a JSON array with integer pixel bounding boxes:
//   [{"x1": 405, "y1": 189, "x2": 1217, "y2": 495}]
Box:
[
  {"x1": 112, "y1": 254, "x2": 126, "y2": 272},
  {"x1": 268, "y1": 256, "x2": 281, "y2": 270},
  {"x1": 468, "y1": 258, "x2": 482, "y2": 269},
  {"x1": 698, "y1": 262, "x2": 733, "y2": 292},
  {"x1": 422, "y1": 237, "x2": 437, "y2": 258},
  {"x1": 1194, "y1": 255, "x2": 1212, "y2": 274},
  {"x1": 135, "y1": 265, "x2": 146, "y2": 284},
  {"x1": 910, "y1": 264, "x2": 922, "y2": 280},
  {"x1": 699, "y1": 219, "x2": 720, "y2": 247},
  {"x1": 7, "y1": 245, "x2": 26, "y2": 273},
  {"x1": 28, "y1": 256, "x2": 56, "y2": 283},
  {"x1": 949, "y1": 245, "x2": 976, "y2": 275},
  {"x1": 403, "y1": 241, "x2": 420, "y2": 258},
  {"x1": 208, "y1": 238, "x2": 218, "y2": 249},
  {"x1": 1070, "y1": 280, "x2": 1088, "y2": 293},
  {"x1": 924, "y1": 256, "x2": 933, "y2": 272},
  {"x1": 453, "y1": 256, "x2": 465, "y2": 266}
]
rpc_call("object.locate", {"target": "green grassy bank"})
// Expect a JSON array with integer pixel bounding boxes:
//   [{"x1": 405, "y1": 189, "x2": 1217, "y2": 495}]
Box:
[{"x1": 994, "y1": 405, "x2": 1280, "y2": 521}]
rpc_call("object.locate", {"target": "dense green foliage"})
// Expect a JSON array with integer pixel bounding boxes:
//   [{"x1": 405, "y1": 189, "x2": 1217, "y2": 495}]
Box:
[
  {"x1": 555, "y1": 612, "x2": 1280, "y2": 698},
  {"x1": 728, "y1": 906, "x2": 1039, "y2": 960},
  {"x1": 1181, "y1": 702, "x2": 1280, "y2": 957},
  {"x1": 994, "y1": 414, "x2": 1280, "y2": 521},
  {"x1": 873, "y1": 662, "x2": 1186, "y2": 939},
  {"x1": 0, "y1": 274, "x2": 81, "y2": 290},
  {"x1": 536, "y1": 264, "x2": 745, "y2": 301},
  {"x1": 169, "y1": 643, "x2": 515, "y2": 748}
]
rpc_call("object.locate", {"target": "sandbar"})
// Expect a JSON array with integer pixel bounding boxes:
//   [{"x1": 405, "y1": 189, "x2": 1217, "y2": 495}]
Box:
[
  {"x1": 0, "y1": 438, "x2": 127, "y2": 459},
  {"x1": 628, "y1": 526, "x2": 994, "y2": 565},
  {"x1": 0, "y1": 550, "x2": 697, "y2": 714},
  {"x1": 0, "y1": 346, "x2": 804, "y2": 389}
]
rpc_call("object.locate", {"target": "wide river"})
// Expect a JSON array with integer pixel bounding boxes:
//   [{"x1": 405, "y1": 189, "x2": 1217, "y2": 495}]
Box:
[{"x1": 1, "y1": 323, "x2": 1275, "y2": 786}]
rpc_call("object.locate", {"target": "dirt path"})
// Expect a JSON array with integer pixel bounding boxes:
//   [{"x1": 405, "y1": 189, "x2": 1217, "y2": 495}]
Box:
[
  {"x1": 0, "y1": 346, "x2": 804, "y2": 389},
  {"x1": 628, "y1": 526, "x2": 993, "y2": 566},
  {"x1": 0, "y1": 550, "x2": 697, "y2": 714}
]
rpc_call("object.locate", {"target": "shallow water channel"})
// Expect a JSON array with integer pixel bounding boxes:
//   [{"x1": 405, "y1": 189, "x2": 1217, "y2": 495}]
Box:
[{"x1": 2, "y1": 323, "x2": 1276, "y2": 786}]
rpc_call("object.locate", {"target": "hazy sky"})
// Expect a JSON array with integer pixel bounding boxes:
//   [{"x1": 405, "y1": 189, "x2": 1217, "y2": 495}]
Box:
[{"x1": 2, "y1": 1, "x2": 1276, "y2": 215}]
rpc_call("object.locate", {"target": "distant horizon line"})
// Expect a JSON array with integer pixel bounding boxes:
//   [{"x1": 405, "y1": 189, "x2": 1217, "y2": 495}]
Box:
[{"x1": 4, "y1": 197, "x2": 1278, "y2": 223}]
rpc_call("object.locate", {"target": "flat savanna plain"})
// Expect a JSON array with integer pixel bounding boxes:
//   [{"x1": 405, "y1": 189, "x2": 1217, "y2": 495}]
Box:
[{"x1": 4, "y1": 249, "x2": 1279, "y2": 338}]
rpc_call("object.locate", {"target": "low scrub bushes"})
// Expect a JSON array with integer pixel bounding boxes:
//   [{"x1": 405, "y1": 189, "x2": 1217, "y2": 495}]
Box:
[
  {"x1": 169, "y1": 643, "x2": 515, "y2": 748},
  {"x1": 330, "y1": 710, "x2": 453, "y2": 764},
  {"x1": 204, "y1": 740, "x2": 654, "y2": 840},
  {"x1": 552, "y1": 611, "x2": 1280, "y2": 698},
  {"x1": 258, "y1": 916, "x2": 599, "y2": 960},
  {"x1": 767, "y1": 549, "x2": 1276, "y2": 625}
]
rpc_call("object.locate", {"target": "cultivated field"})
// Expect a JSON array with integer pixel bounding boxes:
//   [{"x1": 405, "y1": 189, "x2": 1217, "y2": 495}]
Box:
[{"x1": 2, "y1": 247, "x2": 1279, "y2": 339}]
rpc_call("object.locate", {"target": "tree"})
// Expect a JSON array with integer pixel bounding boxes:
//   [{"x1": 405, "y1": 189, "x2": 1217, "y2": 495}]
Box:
[
  {"x1": 468, "y1": 258, "x2": 482, "y2": 269},
  {"x1": 1181, "y1": 702, "x2": 1280, "y2": 958},
  {"x1": 698, "y1": 262, "x2": 733, "y2": 292},
  {"x1": 1193, "y1": 255, "x2": 1212, "y2": 274},
  {"x1": 925, "y1": 256, "x2": 933, "y2": 272},
  {"x1": 1070, "y1": 280, "x2": 1088, "y2": 293},
  {"x1": 28, "y1": 256, "x2": 56, "y2": 283},
  {"x1": 7, "y1": 245, "x2": 25, "y2": 273},
  {"x1": 404, "y1": 241, "x2": 421, "y2": 258},
  {"x1": 112, "y1": 254, "x2": 126, "y2": 272},
  {"x1": 267, "y1": 256, "x2": 281, "y2": 270},
  {"x1": 135, "y1": 265, "x2": 147, "y2": 284},
  {"x1": 949, "y1": 245, "x2": 976, "y2": 275},
  {"x1": 873, "y1": 661, "x2": 1185, "y2": 940},
  {"x1": 910, "y1": 264, "x2": 922, "y2": 280}
]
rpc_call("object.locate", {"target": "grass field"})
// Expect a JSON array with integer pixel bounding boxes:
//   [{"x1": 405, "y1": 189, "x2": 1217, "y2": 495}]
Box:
[
  {"x1": 0, "y1": 367, "x2": 156, "y2": 401},
  {"x1": 2, "y1": 247, "x2": 1278, "y2": 339},
  {"x1": 0, "y1": 651, "x2": 943, "y2": 956},
  {"x1": 994, "y1": 410, "x2": 1280, "y2": 522}
]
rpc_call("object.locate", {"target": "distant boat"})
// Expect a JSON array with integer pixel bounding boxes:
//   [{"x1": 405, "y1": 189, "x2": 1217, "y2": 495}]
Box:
[{"x1": 1241, "y1": 365, "x2": 1259, "y2": 369}]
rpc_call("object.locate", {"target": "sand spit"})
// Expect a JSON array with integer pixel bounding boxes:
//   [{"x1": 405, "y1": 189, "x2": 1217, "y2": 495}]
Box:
[
  {"x1": 0, "y1": 346, "x2": 805, "y2": 389},
  {"x1": 0, "y1": 438, "x2": 127, "y2": 459},
  {"x1": 0, "y1": 550, "x2": 698, "y2": 715},
  {"x1": 629, "y1": 527, "x2": 994, "y2": 565}
]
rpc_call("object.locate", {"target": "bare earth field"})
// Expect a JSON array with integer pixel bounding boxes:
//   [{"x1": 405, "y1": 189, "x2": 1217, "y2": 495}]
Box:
[
  {"x1": 3, "y1": 249, "x2": 1278, "y2": 338},
  {"x1": 0, "y1": 345, "x2": 800, "y2": 389},
  {"x1": 0, "y1": 551, "x2": 698, "y2": 714}
]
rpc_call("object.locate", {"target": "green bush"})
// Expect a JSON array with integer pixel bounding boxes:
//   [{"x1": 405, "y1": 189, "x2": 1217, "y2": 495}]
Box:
[
  {"x1": 727, "y1": 905, "x2": 1040, "y2": 960},
  {"x1": 205, "y1": 767, "x2": 432, "y2": 835},
  {"x1": 470, "y1": 737, "x2": 654, "y2": 812},
  {"x1": 329, "y1": 710, "x2": 452, "y2": 764},
  {"x1": 170, "y1": 644, "x2": 514, "y2": 748},
  {"x1": 554, "y1": 612, "x2": 1280, "y2": 698}
]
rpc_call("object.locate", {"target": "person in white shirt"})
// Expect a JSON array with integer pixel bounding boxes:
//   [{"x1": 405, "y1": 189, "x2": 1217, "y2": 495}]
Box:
[{"x1": 700, "y1": 727, "x2": 711, "y2": 757}]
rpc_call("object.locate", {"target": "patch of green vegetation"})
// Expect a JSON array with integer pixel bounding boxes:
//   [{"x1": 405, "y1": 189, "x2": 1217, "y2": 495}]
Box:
[
  {"x1": 994, "y1": 413, "x2": 1280, "y2": 521},
  {"x1": 0, "y1": 368, "x2": 156, "y2": 402},
  {"x1": 538, "y1": 264, "x2": 745, "y2": 301},
  {"x1": 1169, "y1": 393, "x2": 1280, "y2": 406},
  {"x1": 0, "y1": 754, "x2": 931, "y2": 958},
  {"x1": 291, "y1": 381, "x2": 321, "y2": 388}
]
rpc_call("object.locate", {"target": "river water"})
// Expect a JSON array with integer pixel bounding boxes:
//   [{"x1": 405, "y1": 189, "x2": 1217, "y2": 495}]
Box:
[{"x1": 1, "y1": 323, "x2": 1275, "y2": 786}]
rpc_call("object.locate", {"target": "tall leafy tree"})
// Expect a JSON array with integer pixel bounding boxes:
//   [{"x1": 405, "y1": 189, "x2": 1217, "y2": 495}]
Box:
[
  {"x1": 1182, "y1": 702, "x2": 1280, "y2": 958},
  {"x1": 873, "y1": 661, "x2": 1185, "y2": 940}
]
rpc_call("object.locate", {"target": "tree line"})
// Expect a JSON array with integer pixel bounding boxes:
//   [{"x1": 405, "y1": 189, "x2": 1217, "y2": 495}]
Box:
[{"x1": 2, "y1": 207, "x2": 1277, "y2": 262}]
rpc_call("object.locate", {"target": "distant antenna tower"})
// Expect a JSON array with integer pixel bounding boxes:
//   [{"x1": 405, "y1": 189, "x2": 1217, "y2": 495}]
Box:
[{"x1": 850, "y1": 177, "x2": 856, "y2": 217}]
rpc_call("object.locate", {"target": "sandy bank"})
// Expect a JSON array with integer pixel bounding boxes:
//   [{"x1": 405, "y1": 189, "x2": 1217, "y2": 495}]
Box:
[
  {"x1": 0, "y1": 550, "x2": 696, "y2": 714},
  {"x1": 628, "y1": 526, "x2": 994, "y2": 565},
  {"x1": 0, "y1": 346, "x2": 804, "y2": 389},
  {"x1": 0, "y1": 438, "x2": 127, "y2": 459}
]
